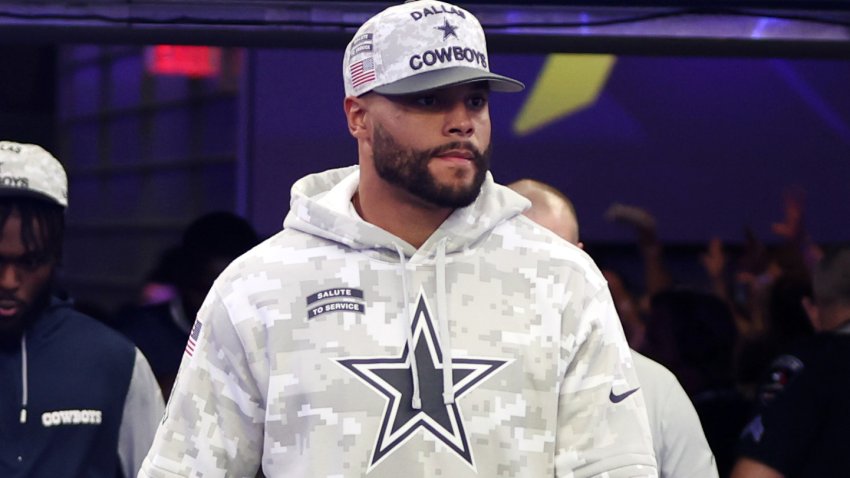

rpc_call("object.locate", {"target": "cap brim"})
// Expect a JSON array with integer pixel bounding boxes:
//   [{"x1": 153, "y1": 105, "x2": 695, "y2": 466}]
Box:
[
  {"x1": 0, "y1": 187, "x2": 67, "y2": 208},
  {"x1": 372, "y1": 66, "x2": 524, "y2": 95}
]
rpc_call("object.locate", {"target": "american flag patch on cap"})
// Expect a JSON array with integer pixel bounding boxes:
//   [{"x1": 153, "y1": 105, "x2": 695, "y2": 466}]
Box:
[
  {"x1": 350, "y1": 57, "x2": 376, "y2": 89},
  {"x1": 185, "y1": 320, "x2": 203, "y2": 357}
]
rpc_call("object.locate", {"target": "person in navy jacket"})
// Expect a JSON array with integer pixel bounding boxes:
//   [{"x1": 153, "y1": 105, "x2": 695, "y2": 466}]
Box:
[{"x1": 0, "y1": 141, "x2": 164, "y2": 478}]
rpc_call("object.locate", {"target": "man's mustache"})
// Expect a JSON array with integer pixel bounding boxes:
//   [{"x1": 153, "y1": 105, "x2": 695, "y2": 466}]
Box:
[
  {"x1": 427, "y1": 141, "x2": 485, "y2": 161},
  {"x1": 0, "y1": 295, "x2": 25, "y2": 305}
]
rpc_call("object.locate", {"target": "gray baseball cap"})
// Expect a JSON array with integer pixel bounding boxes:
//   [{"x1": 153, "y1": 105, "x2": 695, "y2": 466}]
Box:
[
  {"x1": 343, "y1": 0, "x2": 524, "y2": 97},
  {"x1": 0, "y1": 141, "x2": 68, "y2": 208}
]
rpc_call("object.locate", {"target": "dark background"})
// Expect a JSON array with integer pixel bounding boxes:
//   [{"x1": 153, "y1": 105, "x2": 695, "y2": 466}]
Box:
[{"x1": 246, "y1": 49, "x2": 850, "y2": 244}]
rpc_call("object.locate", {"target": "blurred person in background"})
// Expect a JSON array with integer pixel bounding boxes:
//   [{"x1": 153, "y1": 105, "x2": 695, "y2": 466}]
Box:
[
  {"x1": 508, "y1": 178, "x2": 718, "y2": 478},
  {"x1": 113, "y1": 211, "x2": 260, "y2": 397},
  {"x1": 732, "y1": 246, "x2": 850, "y2": 478}
]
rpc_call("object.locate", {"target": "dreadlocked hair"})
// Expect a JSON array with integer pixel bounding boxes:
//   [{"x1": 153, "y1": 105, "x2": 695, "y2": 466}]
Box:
[{"x1": 0, "y1": 196, "x2": 65, "y2": 262}]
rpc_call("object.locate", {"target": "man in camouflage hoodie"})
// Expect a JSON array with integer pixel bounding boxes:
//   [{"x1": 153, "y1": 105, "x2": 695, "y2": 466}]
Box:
[{"x1": 140, "y1": 1, "x2": 657, "y2": 476}]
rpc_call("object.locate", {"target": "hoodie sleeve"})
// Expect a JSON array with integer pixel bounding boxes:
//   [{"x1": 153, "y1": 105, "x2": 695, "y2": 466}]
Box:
[
  {"x1": 555, "y1": 286, "x2": 658, "y2": 477},
  {"x1": 139, "y1": 290, "x2": 265, "y2": 478},
  {"x1": 118, "y1": 349, "x2": 165, "y2": 478}
]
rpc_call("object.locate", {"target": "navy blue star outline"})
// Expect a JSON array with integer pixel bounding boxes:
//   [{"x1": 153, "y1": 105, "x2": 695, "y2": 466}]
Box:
[
  {"x1": 336, "y1": 293, "x2": 509, "y2": 472},
  {"x1": 435, "y1": 19, "x2": 459, "y2": 40}
]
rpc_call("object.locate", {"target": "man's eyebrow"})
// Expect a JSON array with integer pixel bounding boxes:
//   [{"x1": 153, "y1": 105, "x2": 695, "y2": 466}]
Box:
[{"x1": 0, "y1": 250, "x2": 49, "y2": 259}]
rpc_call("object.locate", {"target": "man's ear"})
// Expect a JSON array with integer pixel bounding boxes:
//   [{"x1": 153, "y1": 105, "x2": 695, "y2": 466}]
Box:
[
  {"x1": 802, "y1": 296, "x2": 821, "y2": 331},
  {"x1": 344, "y1": 96, "x2": 369, "y2": 139}
]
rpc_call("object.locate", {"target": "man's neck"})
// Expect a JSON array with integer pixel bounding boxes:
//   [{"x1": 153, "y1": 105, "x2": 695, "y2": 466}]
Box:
[{"x1": 353, "y1": 183, "x2": 453, "y2": 250}]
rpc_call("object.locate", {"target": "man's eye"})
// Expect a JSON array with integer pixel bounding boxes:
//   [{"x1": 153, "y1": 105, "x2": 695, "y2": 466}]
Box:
[
  {"x1": 415, "y1": 96, "x2": 437, "y2": 107},
  {"x1": 19, "y1": 255, "x2": 50, "y2": 269},
  {"x1": 468, "y1": 96, "x2": 488, "y2": 108}
]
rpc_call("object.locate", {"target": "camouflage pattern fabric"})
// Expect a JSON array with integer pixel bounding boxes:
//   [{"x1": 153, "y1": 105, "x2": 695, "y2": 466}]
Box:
[{"x1": 139, "y1": 166, "x2": 657, "y2": 477}]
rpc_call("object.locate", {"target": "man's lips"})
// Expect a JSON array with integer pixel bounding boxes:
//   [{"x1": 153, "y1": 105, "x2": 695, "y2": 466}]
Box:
[
  {"x1": 0, "y1": 299, "x2": 22, "y2": 318},
  {"x1": 435, "y1": 149, "x2": 475, "y2": 162}
]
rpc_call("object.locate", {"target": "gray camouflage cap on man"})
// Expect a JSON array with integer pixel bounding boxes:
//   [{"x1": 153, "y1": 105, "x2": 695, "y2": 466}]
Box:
[
  {"x1": 343, "y1": 0, "x2": 525, "y2": 97},
  {"x1": 0, "y1": 141, "x2": 68, "y2": 208}
]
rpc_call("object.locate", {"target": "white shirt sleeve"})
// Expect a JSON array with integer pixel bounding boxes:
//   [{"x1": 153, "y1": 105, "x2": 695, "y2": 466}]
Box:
[
  {"x1": 632, "y1": 351, "x2": 718, "y2": 478},
  {"x1": 119, "y1": 348, "x2": 165, "y2": 478}
]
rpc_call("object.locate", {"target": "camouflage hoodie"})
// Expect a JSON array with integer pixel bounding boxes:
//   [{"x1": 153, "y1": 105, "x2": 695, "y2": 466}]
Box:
[{"x1": 140, "y1": 166, "x2": 658, "y2": 477}]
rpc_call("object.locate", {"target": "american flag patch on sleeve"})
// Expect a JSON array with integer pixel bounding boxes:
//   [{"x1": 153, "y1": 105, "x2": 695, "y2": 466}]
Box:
[{"x1": 185, "y1": 320, "x2": 203, "y2": 357}]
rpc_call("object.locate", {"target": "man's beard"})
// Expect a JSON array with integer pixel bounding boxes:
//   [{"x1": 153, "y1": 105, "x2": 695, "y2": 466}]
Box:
[
  {"x1": 372, "y1": 124, "x2": 491, "y2": 209},
  {"x1": 0, "y1": 275, "x2": 54, "y2": 350}
]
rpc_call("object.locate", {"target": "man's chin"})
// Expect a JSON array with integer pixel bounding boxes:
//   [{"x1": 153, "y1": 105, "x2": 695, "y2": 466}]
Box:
[
  {"x1": 0, "y1": 317, "x2": 27, "y2": 348},
  {"x1": 419, "y1": 185, "x2": 481, "y2": 209},
  {"x1": 0, "y1": 299, "x2": 48, "y2": 347}
]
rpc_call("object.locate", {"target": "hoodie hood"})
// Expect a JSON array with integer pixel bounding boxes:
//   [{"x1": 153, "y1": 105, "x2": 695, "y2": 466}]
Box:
[{"x1": 283, "y1": 165, "x2": 530, "y2": 259}]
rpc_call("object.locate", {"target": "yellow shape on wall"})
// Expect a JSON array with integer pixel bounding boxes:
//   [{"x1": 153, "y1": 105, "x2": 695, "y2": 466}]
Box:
[{"x1": 513, "y1": 54, "x2": 617, "y2": 136}]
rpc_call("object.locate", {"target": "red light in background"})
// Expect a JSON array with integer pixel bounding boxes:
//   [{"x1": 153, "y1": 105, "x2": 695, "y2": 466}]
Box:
[{"x1": 147, "y1": 45, "x2": 221, "y2": 78}]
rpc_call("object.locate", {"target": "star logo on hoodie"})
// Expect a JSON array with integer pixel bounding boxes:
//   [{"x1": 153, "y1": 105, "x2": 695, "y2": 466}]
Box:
[{"x1": 336, "y1": 292, "x2": 509, "y2": 472}]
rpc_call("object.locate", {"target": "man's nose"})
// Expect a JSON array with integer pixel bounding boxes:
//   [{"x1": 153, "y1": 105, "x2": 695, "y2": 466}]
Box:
[
  {"x1": 445, "y1": 102, "x2": 474, "y2": 137},
  {"x1": 0, "y1": 264, "x2": 21, "y2": 291}
]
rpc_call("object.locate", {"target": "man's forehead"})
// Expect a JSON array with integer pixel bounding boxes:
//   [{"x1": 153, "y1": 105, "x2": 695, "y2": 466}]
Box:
[{"x1": 1, "y1": 206, "x2": 47, "y2": 234}]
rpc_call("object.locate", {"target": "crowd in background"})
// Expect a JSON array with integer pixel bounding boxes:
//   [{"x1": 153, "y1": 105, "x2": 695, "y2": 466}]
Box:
[{"x1": 583, "y1": 191, "x2": 837, "y2": 477}]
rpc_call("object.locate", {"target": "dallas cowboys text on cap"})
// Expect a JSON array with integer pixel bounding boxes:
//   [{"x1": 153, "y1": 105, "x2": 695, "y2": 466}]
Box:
[{"x1": 343, "y1": 0, "x2": 524, "y2": 97}]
